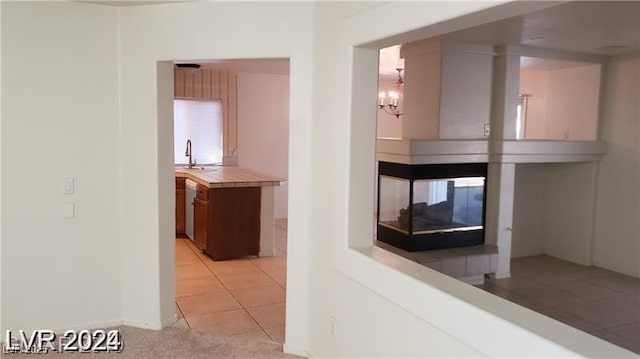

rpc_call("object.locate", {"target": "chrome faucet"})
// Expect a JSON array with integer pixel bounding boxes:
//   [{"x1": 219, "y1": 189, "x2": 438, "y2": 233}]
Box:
[{"x1": 185, "y1": 139, "x2": 196, "y2": 168}]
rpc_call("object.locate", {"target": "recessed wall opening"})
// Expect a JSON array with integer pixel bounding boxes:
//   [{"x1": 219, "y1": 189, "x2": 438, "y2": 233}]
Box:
[
  {"x1": 362, "y1": 2, "x2": 640, "y2": 354},
  {"x1": 518, "y1": 57, "x2": 602, "y2": 141}
]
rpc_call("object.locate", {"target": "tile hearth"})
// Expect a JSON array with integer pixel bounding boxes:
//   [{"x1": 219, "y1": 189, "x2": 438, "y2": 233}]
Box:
[{"x1": 375, "y1": 241, "x2": 498, "y2": 284}]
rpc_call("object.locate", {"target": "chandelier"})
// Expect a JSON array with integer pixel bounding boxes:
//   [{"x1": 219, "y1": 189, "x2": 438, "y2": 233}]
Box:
[{"x1": 378, "y1": 63, "x2": 404, "y2": 119}]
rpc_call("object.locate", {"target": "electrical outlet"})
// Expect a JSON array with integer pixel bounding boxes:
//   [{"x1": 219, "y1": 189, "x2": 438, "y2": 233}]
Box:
[{"x1": 483, "y1": 124, "x2": 491, "y2": 136}]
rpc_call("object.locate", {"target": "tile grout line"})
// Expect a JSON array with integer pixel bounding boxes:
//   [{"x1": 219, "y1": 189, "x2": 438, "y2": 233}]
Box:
[
  {"x1": 176, "y1": 237, "x2": 288, "y2": 342},
  {"x1": 180, "y1": 238, "x2": 280, "y2": 342},
  {"x1": 247, "y1": 258, "x2": 287, "y2": 291},
  {"x1": 480, "y1": 256, "x2": 640, "y2": 354}
]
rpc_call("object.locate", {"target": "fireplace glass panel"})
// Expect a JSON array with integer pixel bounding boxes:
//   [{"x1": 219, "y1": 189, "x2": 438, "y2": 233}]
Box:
[
  {"x1": 379, "y1": 175, "x2": 410, "y2": 233},
  {"x1": 411, "y1": 177, "x2": 484, "y2": 234}
]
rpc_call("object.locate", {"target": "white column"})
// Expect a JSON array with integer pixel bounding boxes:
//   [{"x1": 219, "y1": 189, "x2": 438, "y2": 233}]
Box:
[
  {"x1": 485, "y1": 47, "x2": 521, "y2": 278},
  {"x1": 485, "y1": 163, "x2": 516, "y2": 278},
  {"x1": 491, "y1": 47, "x2": 521, "y2": 140}
]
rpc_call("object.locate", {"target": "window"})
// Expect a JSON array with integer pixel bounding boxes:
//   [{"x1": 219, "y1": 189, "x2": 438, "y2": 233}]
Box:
[{"x1": 173, "y1": 99, "x2": 223, "y2": 165}]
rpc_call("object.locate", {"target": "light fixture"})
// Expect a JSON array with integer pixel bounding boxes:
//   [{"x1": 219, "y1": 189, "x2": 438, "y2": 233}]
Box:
[
  {"x1": 175, "y1": 63, "x2": 201, "y2": 74},
  {"x1": 378, "y1": 59, "x2": 404, "y2": 119}
]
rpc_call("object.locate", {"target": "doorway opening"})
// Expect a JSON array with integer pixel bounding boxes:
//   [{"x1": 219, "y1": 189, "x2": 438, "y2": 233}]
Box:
[
  {"x1": 169, "y1": 59, "x2": 291, "y2": 344},
  {"x1": 366, "y1": 2, "x2": 639, "y2": 354}
]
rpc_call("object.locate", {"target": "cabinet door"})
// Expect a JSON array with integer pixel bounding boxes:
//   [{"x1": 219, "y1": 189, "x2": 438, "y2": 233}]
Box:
[
  {"x1": 209, "y1": 187, "x2": 260, "y2": 260},
  {"x1": 193, "y1": 197, "x2": 208, "y2": 252},
  {"x1": 175, "y1": 188, "x2": 186, "y2": 235}
]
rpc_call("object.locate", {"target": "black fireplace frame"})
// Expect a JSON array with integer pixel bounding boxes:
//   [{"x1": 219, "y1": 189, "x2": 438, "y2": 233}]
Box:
[{"x1": 377, "y1": 161, "x2": 488, "y2": 252}]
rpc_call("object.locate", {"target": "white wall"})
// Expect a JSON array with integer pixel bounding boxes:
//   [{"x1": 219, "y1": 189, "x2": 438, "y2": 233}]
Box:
[
  {"x1": 310, "y1": 1, "x2": 629, "y2": 357},
  {"x1": 544, "y1": 163, "x2": 597, "y2": 266},
  {"x1": 237, "y1": 72, "x2": 290, "y2": 219},
  {"x1": 400, "y1": 42, "x2": 441, "y2": 140},
  {"x1": 2, "y1": 2, "x2": 636, "y2": 358},
  {"x1": 1, "y1": 2, "x2": 121, "y2": 332},
  {"x1": 322, "y1": 274, "x2": 482, "y2": 357},
  {"x1": 118, "y1": 1, "x2": 314, "y2": 353},
  {"x1": 593, "y1": 55, "x2": 640, "y2": 277},
  {"x1": 512, "y1": 164, "x2": 547, "y2": 258},
  {"x1": 511, "y1": 162, "x2": 598, "y2": 266},
  {"x1": 546, "y1": 65, "x2": 600, "y2": 141},
  {"x1": 520, "y1": 65, "x2": 600, "y2": 141},
  {"x1": 439, "y1": 45, "x2": 493, "y2": 139},
  {"x1": 520, "y1": 69, "x2": 549, "y2": 139}
]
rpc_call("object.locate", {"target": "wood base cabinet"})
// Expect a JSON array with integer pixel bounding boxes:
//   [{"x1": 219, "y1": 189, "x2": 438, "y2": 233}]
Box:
[{"x1": 193, "y1": 185, "x2": 261, "y2": 260}]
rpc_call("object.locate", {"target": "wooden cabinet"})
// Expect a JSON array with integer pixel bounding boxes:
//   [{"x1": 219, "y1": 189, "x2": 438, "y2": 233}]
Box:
[
  {"x1": 175, "y1": 177, "x2": 186, "y2": 235},
  {"x1": 192, "y1": 185, "x2": 261, "y2": 260},
  {"x1": 209, "y1": 187, "x2": 261, "y2": 260}
]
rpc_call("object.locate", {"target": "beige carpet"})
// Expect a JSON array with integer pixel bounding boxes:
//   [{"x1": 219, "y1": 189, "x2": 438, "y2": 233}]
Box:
[{"x1": 7, "y1": 326, "x2": 301, "y2": 358}]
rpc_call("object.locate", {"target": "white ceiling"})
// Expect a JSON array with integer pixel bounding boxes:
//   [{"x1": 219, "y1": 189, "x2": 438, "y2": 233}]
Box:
[
  {"x1": 379, "y1": 45, "x2": 402, "y2": 76},
  {"x1": 520, "y1": 56, "x2": 598, "y2": 71},
  {"x1": 435, "y1": 1, "x2": 640, "y2": 56},
  {"x1": 520, "y1": 56, "x2": 597, "y2": 70},
  {"x1": 380, "y1": 1, "x2": 638, "y2": 75}
]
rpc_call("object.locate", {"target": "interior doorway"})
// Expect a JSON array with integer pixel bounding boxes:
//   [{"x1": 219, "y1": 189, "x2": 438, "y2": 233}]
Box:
[{"x1": 166, "y1": 59, "x2": 291, "y2": 345}]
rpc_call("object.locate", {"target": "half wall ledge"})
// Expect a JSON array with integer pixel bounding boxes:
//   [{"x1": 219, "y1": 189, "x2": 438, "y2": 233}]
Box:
[{"x1": 376, "y1": 138, "x2": 607, "y2": 164}]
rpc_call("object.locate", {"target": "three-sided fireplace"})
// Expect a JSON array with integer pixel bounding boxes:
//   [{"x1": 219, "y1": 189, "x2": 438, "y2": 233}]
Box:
[{"x1": 377, "y1": 162, "x2": 488, "y2": 252}]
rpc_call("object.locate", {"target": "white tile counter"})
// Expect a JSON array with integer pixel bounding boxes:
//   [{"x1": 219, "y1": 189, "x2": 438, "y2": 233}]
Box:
[{"x1": 175, "y1": 166, "x2": 285, "y2": 189}]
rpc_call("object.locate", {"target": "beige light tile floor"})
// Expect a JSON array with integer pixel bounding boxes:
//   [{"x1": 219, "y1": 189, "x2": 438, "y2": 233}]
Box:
[
  {"x1": 174, "y1": 218, "x2": 288, "y2": 344},
  {"x1": 476, "y1": 255, "x2": 640, "y2": 354}
]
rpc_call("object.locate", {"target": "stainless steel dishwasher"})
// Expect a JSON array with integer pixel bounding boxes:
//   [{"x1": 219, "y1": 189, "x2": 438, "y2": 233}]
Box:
[{"x1": 185, "y1": 179, "x2": 197, "y2": 240}]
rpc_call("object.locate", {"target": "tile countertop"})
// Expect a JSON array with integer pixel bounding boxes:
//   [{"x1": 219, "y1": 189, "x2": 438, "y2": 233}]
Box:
[{"x1": 175, "y1": 166, "x2": 286, "y2": 189}]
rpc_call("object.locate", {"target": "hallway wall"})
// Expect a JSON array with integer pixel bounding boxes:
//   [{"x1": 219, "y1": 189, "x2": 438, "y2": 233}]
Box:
[
  {"x1": 594, "y1": 55, "x2": 640, "y2": 277},
  {"x1": 237, "y1": 72, "x2": 290, "y2": 219},
  {"x1": 1, "y1": 1, "x2": 121, "y2": 332}
]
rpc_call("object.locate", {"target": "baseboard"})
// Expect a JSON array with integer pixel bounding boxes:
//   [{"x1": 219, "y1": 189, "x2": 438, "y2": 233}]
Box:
[
  {"x1": 592, "y1": 261, "x2": 640, "y2": 279},
  {"x1": 283, "y1": 343, "x2": 311, "y2": 358},
  {"x1": 122, "y1": 319, "x2": 163, "y2": 330},
  {"x1": 458, "y1": 274, "x2": 485, "y2": 285},
  {"x1": 489, "y1": 271, "x2": 511, "y2": 279},
  {"x1": 161, "y1": 314, "x2": 178, "y2": 328},
  {"x1": 49, "y1": 319, "x2": 125, "y2": 334}
]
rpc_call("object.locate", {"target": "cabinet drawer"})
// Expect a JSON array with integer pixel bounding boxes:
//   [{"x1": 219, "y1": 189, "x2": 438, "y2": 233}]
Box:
[
  {"x1": 175, "y1": 177, "x2": 186, "y2": 189},
  {"x1": 196, "y1": 184, "x2": 209, "y2": 200}
]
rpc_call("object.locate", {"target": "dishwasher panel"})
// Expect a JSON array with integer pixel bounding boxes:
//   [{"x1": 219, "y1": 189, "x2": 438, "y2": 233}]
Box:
[{"x1": 185, "y1": 179, "x2": 197, "y2": 240}]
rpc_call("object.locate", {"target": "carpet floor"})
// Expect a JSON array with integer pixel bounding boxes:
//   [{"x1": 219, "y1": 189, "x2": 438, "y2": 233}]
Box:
[{"x1": 6, "y1": 325, "x2": 301, "y2": 358}]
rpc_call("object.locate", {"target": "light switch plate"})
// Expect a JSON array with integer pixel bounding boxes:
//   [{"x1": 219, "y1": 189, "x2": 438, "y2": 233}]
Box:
[
  {"x1": 483, "y1": 124, "x2": 491, "y2": 136},
  {"x1": 63, "y1": 178, "x2": 74, "y2": 195},
  {"x1": 63, "y1": 201, "x2": 75, "y2": 219}
]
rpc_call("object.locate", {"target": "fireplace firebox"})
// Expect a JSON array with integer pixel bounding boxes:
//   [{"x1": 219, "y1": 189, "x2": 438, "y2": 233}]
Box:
[{"x1": 377, "y1": 162, "x2": 487, "y2": 252}]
